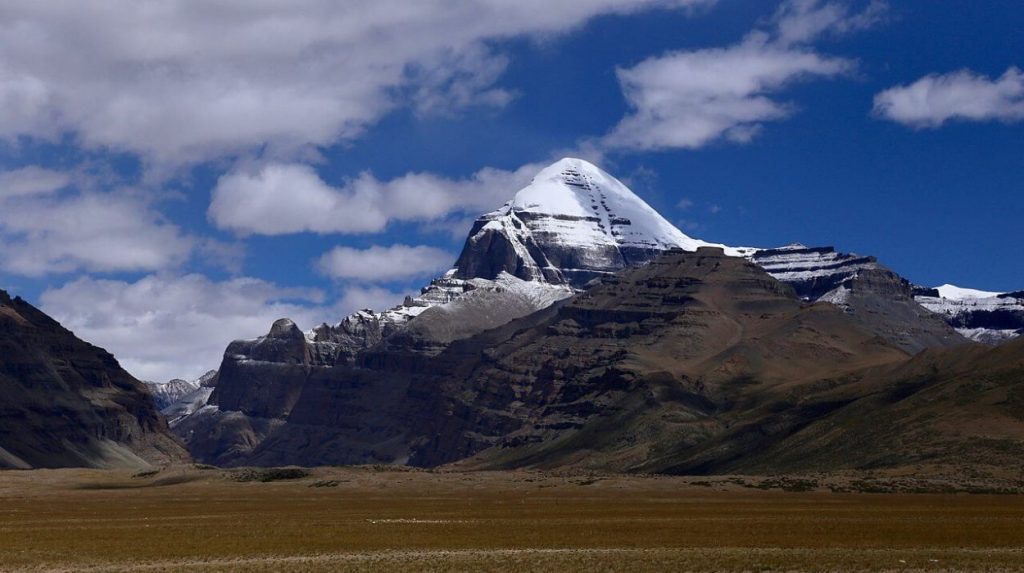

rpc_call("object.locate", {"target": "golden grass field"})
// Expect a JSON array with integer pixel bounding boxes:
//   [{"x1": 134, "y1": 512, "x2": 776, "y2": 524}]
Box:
[{"x1": 2, "y1": 466, "x2": 1024, "y2": 572}]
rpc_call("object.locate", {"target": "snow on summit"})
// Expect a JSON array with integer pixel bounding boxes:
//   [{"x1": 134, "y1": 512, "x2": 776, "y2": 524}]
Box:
[{"x1": 494, "y1": 157, "x2": 748, "y2": 256}]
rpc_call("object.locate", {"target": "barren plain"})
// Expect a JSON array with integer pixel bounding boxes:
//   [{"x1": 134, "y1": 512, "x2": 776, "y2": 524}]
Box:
[{"x1": 2, "y1": 466, "x2": 1024, "y2": 572}]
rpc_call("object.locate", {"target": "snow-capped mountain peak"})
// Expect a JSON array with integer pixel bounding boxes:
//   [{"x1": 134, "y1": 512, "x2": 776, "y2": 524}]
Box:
[
  {"x1": 453, "y1": 157, "x2": 752, "y2": 288},
  {"x1": 144, "y1": 377, "x2": 200, "y2": 410},
  {"x1": 502, "y1": 157, "x2": 698, "y2": 252}
]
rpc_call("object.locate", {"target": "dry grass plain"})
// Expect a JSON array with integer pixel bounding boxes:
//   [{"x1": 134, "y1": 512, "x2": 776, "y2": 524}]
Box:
[{"x1": 1, "y1": 466, "x2": 1024, "y2": 572}]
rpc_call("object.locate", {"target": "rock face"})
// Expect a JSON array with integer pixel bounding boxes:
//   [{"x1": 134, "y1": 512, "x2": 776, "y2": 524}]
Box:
[
  {"x1": 914, "y1": 285, "x2": 1024, "y2": 344},
  {"x1": 0, "y1": 290, "x2": 188, "y2": 469}
]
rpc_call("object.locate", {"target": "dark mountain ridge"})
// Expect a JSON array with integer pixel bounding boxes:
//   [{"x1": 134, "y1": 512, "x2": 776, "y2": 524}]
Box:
[
  {"x1": 0, "y1": 290, "x2": 188, "y2": 469},
  {"x1": 178, "y1": 248, "x2": 985, "y2": 472}
]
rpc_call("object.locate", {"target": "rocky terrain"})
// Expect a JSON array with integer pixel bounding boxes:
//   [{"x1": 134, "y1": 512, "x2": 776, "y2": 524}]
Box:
[
  {"x1": 158, "y1": 370, "x2": 218, "y2": 426},
  {"x1": 0, "y1": 290, "x2": 188, "y2": 469}
]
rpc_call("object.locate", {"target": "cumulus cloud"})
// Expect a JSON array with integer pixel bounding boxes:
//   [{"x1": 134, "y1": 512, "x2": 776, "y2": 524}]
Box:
[
  {"x1": 40, "y1": 274, "x2": 407, "y2": 382},
  {"x1": 0, "y1": 0, "x2": 714, "y2": 167},
  {"x1": 601, "y1": 0, "x2": 883, "y2": 151},
  {"x1": 209, "y1": 161, "x2": 544, "y2": 235},
  {"x1": 873, "y1": 67, "x2": 1024, "y2": 128},
  {"x1": 316, "y1": 244, "x2": 454, "y2": 282},
  {"x1": 0, "y1": 167, "x2": 196, "y2": 276}
]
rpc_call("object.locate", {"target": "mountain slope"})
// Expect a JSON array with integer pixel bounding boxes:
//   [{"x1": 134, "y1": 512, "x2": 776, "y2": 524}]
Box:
[
  {"x1": 652, "y1": 335, "x2": 1024, "y2": 476},
  {"x1": 0, "y1": 290, "x2": 188, "y2": 469}
]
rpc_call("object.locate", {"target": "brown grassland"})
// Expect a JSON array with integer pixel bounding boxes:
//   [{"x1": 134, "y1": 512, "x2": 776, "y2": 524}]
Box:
[{"x1": 1, "y1": 466, "x2": 1024, "y2": 572}]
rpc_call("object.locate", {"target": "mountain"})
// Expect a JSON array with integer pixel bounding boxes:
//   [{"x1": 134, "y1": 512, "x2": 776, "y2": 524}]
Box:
[
  {"x1": 282, "y1": 157, "x2": 740, "y2": 364},
  {"x1": 145, "y1": 378, "x2": 200, "y2": 410},
  {"x1": 749, "y1": 243, "x2": 1021, "y2": 345},
  {"x1": 157, "y1": 370, "x2": 218, "y2": 426},
  {"x1": 0, "y1": 290, "x2": 188, "y2": 469},
  {"x1": 914, "y1": 285, "x2": 1024, "y2": 344},
  {"x1": 177, "y1": 247, "x2": 934, "y2": 470},
  {"x1": 172, "y1": 157, "x2": 1012, "y2": 470}
]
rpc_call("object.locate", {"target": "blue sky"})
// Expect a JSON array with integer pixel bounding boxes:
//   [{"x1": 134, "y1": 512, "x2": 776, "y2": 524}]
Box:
[{"x1": 0, "y1": 0, "x2": 1021, "y2": 380}]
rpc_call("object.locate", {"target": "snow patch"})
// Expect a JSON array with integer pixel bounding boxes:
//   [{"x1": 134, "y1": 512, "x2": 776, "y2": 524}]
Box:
[{"x1": 935, "y1": 284, "x2": 1003, "y2": 300}]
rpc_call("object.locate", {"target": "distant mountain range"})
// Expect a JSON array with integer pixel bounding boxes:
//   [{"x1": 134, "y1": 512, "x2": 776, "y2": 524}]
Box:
[
  {"x1": 2, "y1": 158, "x2": 1021, "y2": 472},
  {"x1": 160, "y1": 158, "x2": 1022, "y2": 474}
]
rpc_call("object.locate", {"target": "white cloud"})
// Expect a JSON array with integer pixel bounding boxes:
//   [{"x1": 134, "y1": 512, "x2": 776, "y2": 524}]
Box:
[
  {"x1": 335, "y1": 285, "x2": 409, "y2": 314},
  {"x1": 317, "y1": 244, "x2": 454, "y2": 282},
  {"x1": 601, "y1": 0, "x2": 884, "y2": 151},
  {"x1": 774, "y1": 0, "x2": 888, "y2": 46},
  {"x1": 407, "y1": 44, "x2": 517, "y2": 116},
  {"x1": 39, "y1": 274, "x2": 408, "y2": 382},
  {"x1": 209, "y1": 161, "x2": 543, "y2": 236},
  {"x1": 0, "y1": 168, "x2": 195, "y2": 276},
  {"x1": 0, "y1": 166, "x2": 71, "y2": 197},
  {"x1": 603, "y1": 39, "x2": 850, "y2": 150},
  {"x1": 0, "y1": 0, "x2": 715, "y2": 167},
  {"x1": 873, "y1": 67, "x2": 1024, "y2": 128}
]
